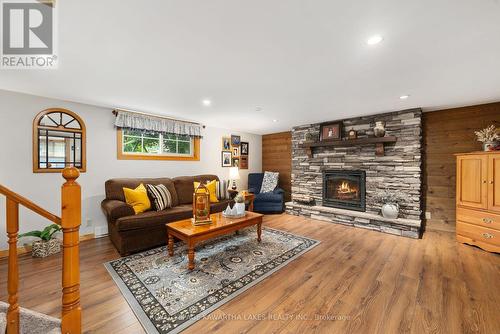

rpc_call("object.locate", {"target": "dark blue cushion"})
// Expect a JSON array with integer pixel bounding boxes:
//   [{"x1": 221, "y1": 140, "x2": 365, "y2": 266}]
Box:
[
  {"x1": 273, "y1": 188, "x2": 284, "y2": 195},
  {"x1": 254, "y1": 192, "x2": 283, "y2": 203},
  {"x1": 248, "y1": 173, "x2": 264, "y2": 194},
  {"x1": 253, "y1": 201, "x2": 284, "y2": 213}
]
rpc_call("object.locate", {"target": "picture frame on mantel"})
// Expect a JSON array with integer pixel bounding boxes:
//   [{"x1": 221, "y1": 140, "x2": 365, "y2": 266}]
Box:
[{"x1": 319, "y1": 121, "x2": 343, "y2": 141}]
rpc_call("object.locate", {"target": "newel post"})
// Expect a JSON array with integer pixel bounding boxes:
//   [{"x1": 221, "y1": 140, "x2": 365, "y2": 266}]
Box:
[
  {"x1": 60, "y1": 167, "x2": 82, "y2": 334},
  {"x1": 6, "y1": 198, "x2": 20, "y2": 334}
]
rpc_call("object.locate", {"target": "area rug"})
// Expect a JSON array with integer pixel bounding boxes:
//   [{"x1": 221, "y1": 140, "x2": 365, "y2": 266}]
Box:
[{"x1": 105, "y1": 226, "x2": 319, "y2": 334}]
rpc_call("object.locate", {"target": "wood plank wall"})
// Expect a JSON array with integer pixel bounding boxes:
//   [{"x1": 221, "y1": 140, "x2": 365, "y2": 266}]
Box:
[
  {"x1": 262, "y1": 132, "x2": 292, "y2": 202},
  {"x1": 423, "y1": 102, "x2": 500, "y2": 232}
]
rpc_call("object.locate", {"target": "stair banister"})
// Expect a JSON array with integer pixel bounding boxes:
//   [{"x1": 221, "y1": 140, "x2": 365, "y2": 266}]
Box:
[{"x1": 1, "y1": 167, "x2": 81, "y2": 334}]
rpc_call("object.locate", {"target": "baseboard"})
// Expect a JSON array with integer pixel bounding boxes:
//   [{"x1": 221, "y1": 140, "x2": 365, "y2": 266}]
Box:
[
  {"x1": 94, "y1": 225, "x2": 108, "y2": 237},
  {"x1": 0, "y1": 233, "x2": 96, "y2": 259}
]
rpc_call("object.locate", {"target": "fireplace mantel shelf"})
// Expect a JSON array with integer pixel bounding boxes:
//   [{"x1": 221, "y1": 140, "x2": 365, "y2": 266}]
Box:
[{"x1": 300, "y1": 136, "x2": 397, "y2": 157}]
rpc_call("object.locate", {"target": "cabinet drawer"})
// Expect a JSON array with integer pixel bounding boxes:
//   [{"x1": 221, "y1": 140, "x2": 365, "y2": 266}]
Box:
[
  {"x1": 456, "y1": 221, "x2": 500, "y2": 248},
  {"x1": 456, "y1": 207, "x2": 500, "y2": 230}
]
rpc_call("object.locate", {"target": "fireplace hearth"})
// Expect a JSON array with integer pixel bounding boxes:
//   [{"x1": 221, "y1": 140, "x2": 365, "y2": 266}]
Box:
[{"x1": 323, "y1": 170, "x2": 366, "y2": 211}]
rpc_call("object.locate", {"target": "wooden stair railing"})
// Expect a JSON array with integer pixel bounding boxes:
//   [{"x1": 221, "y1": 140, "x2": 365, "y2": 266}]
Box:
[{"x1": 0, "y1": 167, "x2": 82, "y2": 334}]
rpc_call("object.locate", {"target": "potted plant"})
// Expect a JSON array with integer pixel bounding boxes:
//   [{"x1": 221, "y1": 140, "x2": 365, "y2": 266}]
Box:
[
  {"x1": 234, "y1": 193, "x2": 246, "y2": 215},
  {"x1": 19, "y1": 224, "x2": 62, "y2": 258},
  {"x1": 474, "y1": 125, "x2": 499, "y2": 151},
  {"x1": 373, "y1": 191, "x2": 408, "y2": 219}
]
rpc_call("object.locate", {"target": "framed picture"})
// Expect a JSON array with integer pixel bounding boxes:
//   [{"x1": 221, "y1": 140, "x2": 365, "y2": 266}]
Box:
[
  {"x1": 222, "y1": 151, "x2": 232, "y2": 167},
  {"x1": 239, "y1": 155, "x2": 248, "y2": 169},
  {"x1": 231, "y1": 135, "x2": 241, "y2": 146},
  {"x1": 232, "y1": 147, "x2": 239, "y2": 157},
  {"x1": 240, "y1": 142, "x2": 249, "y2": 155},
  {"x1": 232, "y1": 158, "x2": 240, "y2": 168},
  {"x1": 319, "y1": 121, "x2": 342, "y2": 141},
  {"x1": 222, "y1": 137, "x2": 231, "y2": 151}
]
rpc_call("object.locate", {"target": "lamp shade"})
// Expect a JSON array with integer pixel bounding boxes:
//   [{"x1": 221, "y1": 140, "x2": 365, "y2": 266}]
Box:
[{"x1": 229, "y1": 167, "x2": 240, "y2": 180}]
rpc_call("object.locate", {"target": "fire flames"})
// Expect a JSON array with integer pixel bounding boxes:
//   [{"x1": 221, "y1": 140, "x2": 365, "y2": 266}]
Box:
[{"x1": 337, "y1": 181, "x2": 356, "y2": 194}]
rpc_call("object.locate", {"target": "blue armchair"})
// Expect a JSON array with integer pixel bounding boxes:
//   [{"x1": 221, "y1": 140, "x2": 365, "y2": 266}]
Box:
[{"x1": 248, "y1": 173, "x2": 285, "y2": 213}]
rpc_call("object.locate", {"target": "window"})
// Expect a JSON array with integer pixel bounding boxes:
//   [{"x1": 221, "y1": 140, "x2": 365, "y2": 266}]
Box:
[
  {"x1": 117, "y1": 129, "x2": 200, "y2": 161},
  {"x1": 33, "y1": 108, "x2": 86, "y2": 173}
]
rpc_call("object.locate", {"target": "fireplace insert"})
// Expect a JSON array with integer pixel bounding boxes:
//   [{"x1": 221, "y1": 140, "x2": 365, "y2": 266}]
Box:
[{"x1": 323, "y1": 170, "x2": 366, "y2": 211}]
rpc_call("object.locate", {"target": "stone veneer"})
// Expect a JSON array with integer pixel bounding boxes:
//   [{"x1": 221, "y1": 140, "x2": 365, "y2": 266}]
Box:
[{"x1": 286, "y1": 108, "x2": 422, "y2": 238}]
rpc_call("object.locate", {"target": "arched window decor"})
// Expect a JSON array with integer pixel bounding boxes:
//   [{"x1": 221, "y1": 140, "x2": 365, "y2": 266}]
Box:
[{"x1": 33, "y1": 108, "x2": 86, "y2": 173}]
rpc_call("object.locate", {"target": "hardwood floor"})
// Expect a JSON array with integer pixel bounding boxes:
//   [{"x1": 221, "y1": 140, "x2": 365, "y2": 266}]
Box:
[{"x1": 1, "y1": 214, "x2": 499, "y2": 333}]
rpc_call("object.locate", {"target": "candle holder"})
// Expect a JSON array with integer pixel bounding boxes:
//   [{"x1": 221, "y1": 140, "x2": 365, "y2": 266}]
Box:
[{"x1": 192, "y1": 183, "x2": 212, "y2": 225}]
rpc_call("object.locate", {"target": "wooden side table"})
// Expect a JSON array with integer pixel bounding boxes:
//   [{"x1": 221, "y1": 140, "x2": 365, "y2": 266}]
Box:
[{"x1": 227, "y1": 189, "x2": 255, "y2": 212}]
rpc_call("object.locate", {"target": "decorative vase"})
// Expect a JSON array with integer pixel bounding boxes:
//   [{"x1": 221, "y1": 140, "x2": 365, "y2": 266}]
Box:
[
  {"x1": 373, "y1": 121, "x2": 386, "y2": 138},
  {"x1": 381, "y1": 203, "x2": 399, "y2": 219},
  {"x1": 234, "y1": 202, "x2": 245, "y2": 215},
  {"x1": 483, "y1": 141, "x2": 496, "y2": 151},
  {"x1": 31, "y1": 239, "x2": 61, "y2": 258}
]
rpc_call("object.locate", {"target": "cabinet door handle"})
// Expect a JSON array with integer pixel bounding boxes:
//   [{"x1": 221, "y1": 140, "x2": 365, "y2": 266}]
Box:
[
  {"x1": 490, "y1": 180, "x2": 494, "y2": 184},
  {"x1": 483, "y1": 180, "x2": 487, "y2": 184},
  {"x1": 482, "y1": 233, "x2": 494, "y2": 239}
]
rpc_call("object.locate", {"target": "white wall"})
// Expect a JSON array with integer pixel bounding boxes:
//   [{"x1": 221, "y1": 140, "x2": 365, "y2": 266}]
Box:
[{"x1": 0, "y1": 90, "x2": 262, "y2": 249}]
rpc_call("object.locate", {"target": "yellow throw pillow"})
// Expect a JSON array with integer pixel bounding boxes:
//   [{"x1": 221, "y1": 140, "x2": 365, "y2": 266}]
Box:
[
  {"x1": 194, "y1": 180, "x2": 219, "y2": 203},
  {"x1": 123, "y1": 183, "x2": 151, "y2": 214}
]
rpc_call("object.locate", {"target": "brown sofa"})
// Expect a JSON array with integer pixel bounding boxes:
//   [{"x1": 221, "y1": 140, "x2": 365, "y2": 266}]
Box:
[{"x1": 101, "y1": 174, "x2": 232, "y2": 255}]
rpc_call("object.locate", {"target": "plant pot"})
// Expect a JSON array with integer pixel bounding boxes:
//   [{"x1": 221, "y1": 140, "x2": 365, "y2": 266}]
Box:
[
  {"x1": 234, "y1": 202, "x2": 245, "y2": 215},
  {"x1": 483, "y1": 141, "x2": 496, "y2": 151},
  {"x1": 381, "y1": 203, "x2": 399, "y2": 219},
  {"x1": 31, "y1": 239, "x2": 61, "y2": 258}
]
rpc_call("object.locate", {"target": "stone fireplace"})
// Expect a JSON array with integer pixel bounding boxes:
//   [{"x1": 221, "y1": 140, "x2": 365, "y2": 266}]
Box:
[
  {"x1": 286, "y1": 108, "x2": 423, "y2": 238},
  {"x1": 323, "y1": 170, "x2": 365, "y2": 211}
]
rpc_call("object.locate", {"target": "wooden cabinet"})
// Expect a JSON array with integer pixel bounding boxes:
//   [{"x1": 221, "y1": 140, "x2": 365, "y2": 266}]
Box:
[
  {"x1": 456, "y1": 151, "x2": 500, "y2": 253},
  {"x1": 456, "y1": 154, "x2": 488, "y2": 209},
  {"x1": 488, "y1": 154, "x2": 500, "y2": 212}
]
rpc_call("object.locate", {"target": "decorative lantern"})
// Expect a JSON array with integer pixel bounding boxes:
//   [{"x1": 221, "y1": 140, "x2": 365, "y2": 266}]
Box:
[{"x1": 192, "y1": 183, "x2": 211, "y2": 225}]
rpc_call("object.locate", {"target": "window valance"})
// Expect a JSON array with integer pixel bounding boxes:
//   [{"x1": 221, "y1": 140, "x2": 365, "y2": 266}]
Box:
[{"x1": 114, "y1": 109, "x2": 203, "y2": 138}]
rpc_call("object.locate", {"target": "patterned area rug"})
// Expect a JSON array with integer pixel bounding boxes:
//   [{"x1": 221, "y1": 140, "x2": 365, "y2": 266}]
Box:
[{"x1": 105, "y1": 226, "x2": 319, "y2": 334}]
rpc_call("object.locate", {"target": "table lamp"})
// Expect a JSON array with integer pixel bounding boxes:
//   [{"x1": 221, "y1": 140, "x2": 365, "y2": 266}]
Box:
[{"x1": 229, "y1": 167, "x2": 240, "y2": 190}]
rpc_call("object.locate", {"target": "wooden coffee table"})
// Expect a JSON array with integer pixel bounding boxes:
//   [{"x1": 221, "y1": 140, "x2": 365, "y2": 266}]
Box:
[{"x1": 166, "y1": 211, "x2": 264, "y2": 270}]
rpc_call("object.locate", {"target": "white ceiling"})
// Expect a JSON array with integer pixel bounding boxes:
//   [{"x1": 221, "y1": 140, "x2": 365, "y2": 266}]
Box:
[{"x1": 1, "y1": 0, "x2": 500, "y2": 134}]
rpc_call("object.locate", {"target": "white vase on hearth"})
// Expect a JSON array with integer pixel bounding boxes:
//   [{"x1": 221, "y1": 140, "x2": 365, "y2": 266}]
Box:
[{"x1": 381, "y1": 203, "x2": 399, "y2": 219}]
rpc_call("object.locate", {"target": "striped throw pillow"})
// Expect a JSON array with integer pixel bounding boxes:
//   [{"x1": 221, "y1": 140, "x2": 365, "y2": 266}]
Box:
[
  {"x1": 146, "y1": 184, "x2": 172, "y2": 211},
  {"x1": 216, "y1": 180, "x2": 229, "y2": 200}
]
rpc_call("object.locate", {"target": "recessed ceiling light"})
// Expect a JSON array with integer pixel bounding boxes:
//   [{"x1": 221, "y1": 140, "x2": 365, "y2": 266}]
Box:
[
  {"x1": 399, "y1": 95, "x2": 410, "y2": 100},
  {"x1": 272, "y1": 119, "x2": 278, "y2": 123},
  {"x1": 367, "y1": 35, "x2": 383, "y2": 45},
  {"x1": 202, "y1": 99, "x2": 211, "y2": 106}
]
